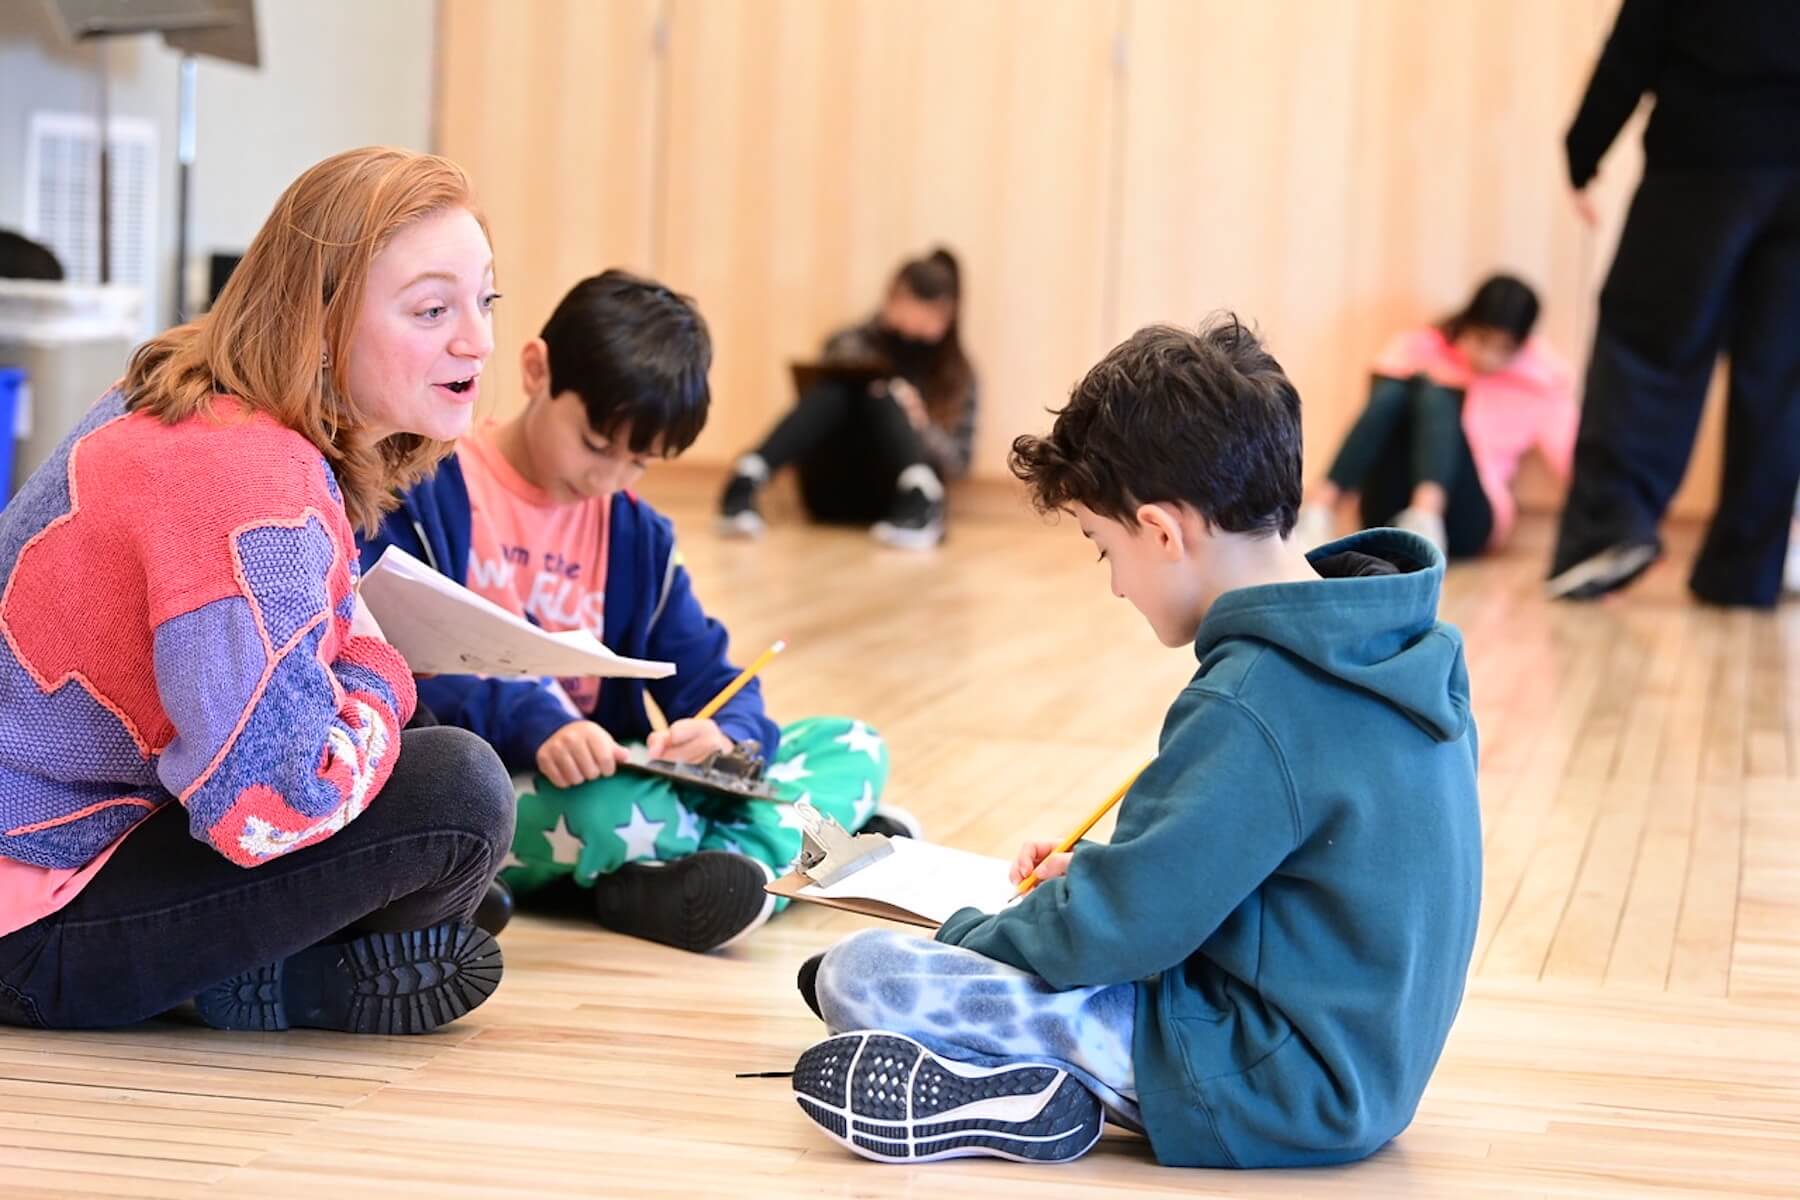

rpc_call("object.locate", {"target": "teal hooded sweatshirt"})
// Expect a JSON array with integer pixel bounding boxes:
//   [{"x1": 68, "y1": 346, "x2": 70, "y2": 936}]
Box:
[{"x1": 937, "y1": 529, "x2": 1482, "y2": 1168}]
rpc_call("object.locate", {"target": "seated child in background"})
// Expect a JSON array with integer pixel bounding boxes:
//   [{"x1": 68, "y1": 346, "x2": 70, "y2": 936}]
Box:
[
  {"x1": 363, "y1": 271, "x2": 908, "y2": 953},
  {"x1": 1297, "y1": 273, "x2": 1575, "y2": 558},
  {"x1": 788, "y1": 317, "x2": 1482, "y2": 1169}
]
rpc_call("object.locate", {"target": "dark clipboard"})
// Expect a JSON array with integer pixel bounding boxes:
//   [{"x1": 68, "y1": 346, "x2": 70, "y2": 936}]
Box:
[{"x1": 790, "y1": 358, "x2": 891, "y2": 396}]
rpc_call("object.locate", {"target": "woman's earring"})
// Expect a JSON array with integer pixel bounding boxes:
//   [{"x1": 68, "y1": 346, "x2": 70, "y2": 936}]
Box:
[{"x1": 320, "y1": 349, "x2": 331, "y2": 369}]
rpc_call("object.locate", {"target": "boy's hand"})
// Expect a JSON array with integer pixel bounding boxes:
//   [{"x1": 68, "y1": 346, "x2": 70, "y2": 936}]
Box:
[
  {"x1": 647, "y1": 718, "x2": 732, "y2": 764},
  {"x1": 537, "y1": 720, "x2": 629, "y2": 788},
  {"x1": 1010, "y1": 840, "x2": 1073, "y2": 886},
  {"x1": 888, "y1": 378, "x2": 929, "y2": 430}
]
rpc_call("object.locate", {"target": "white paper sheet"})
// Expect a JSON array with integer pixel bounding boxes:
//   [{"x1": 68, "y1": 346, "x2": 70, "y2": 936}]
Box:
[
  {"x1": 358, "y1": 546, "x2": 675, "y2": 680},
  {"x1": 797, "y1": 836, "x2": 1020, "y2": 925}
]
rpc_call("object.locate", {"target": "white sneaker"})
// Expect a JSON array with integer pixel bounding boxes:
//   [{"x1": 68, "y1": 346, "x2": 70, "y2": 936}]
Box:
[
  {"x1": 1394, "y1": 506, "x2": 1448, "y2": 556},
  {"x1": 871, "y1": 465, "x2": 946, "y2": 551},
  {"x1": 717, "y1": 455, "x2": 768, "y2": 540},
  {"x1": 1545, "y1": 541, "x2": 1660, "y2": 601},
  {"x1": 1293, "y1": 503, "x2": 1336, "y2": 548}
]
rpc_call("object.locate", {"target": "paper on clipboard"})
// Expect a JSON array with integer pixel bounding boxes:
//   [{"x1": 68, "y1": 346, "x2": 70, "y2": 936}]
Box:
[
  {"x1": 358, "y1": 545, "x2": 675, "y2": 680},
  {"x1": 768, "y1": 836, "x2": 1020, "y2": 928}
]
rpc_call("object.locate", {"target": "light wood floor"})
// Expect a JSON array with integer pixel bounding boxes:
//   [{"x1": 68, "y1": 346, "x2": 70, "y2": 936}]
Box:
[{"x1": 4, "y1": 479, "x2": 1797, "y2": 1199}]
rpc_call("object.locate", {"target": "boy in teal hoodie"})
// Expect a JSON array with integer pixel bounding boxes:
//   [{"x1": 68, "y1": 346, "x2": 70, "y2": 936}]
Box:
[{"x1": 789, "y1": 317, "x2": 1482, "y2": 1168}]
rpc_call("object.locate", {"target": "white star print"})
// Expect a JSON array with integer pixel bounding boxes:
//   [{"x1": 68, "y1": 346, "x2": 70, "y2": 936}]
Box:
[
  {"x1": 851, "y1": 781, "x2": 877, "y2": 828},
  {"x1": 776, "y1": 797, "x2": 811, "y2": 832},
  {"x1": 613, "y1": 803, "x2": 667, "y2": 862},
  {"x1": 834, "y1": 721, "x2": 884, "y2": 764},
  {"x1": 766, "y1": 754, "x2": 812, "y2": 784},
  {"x1": 718, "y1": 836, "x2": 744, "y2": 856},
  {"x1": 674, "y1": 801, "x2": 704, "y2": 846},
  {"x1": 543, "y1": 815, "x2": 583, "y2": 865},
  {"x1": 501, "y1": 850, "x2": 527, "y2": 872}
]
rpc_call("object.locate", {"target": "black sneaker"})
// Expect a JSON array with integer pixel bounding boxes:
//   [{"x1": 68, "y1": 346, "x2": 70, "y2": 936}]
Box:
[
  {"x1": 1546, "y1": 540, "x2": 1659, "y2": 601},
  {"x1": 858, "y1": 803, "x2": 922, "y2": 840},
  {"x1": 793, "y1": 1031, "x2": 1104, "y2": 1164},
  {"x1": 718, "y1": 473, "x2": 766, "y2": 539},
  {"x1": 871, "y1": 486, "x2": 944, "y2": 551},
  {"x1": 797, "y1": 952, "x2": 826, "y2": 1019},
  {"x1": 591, "y1": 851, "x2": 776, "y2": 952},
  {"x1": 194, "y1": 921, "x2": 502, "y2": 1034}
]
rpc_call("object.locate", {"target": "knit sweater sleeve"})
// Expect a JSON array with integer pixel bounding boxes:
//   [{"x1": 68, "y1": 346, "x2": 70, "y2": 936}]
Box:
[
  {"x1": 139, "y1": 421, "x2": 417, "y2": 867},
  {"x1": 918, "y1": 373, "x2": 978, "y2": 479}
]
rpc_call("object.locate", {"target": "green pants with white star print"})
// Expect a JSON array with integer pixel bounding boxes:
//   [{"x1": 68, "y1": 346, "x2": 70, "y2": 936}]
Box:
[{"x1": 503, "y1": 716, "x2": 889, "y2": 895}]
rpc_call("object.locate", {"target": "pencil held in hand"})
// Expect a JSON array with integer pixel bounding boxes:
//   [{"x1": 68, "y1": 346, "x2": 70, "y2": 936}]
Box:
[
  {"x1": 1015, "y1": 761, "x2": 1149, "y2": 895},
  {"x1": 694, "y1": 639, "x2": 786, "y2": 721}
]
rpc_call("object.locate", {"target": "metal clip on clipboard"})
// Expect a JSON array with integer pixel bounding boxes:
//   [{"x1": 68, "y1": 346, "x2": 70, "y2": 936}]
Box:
[{"x1": 793, "y1": 801, "x2": 894, "y2": 887}]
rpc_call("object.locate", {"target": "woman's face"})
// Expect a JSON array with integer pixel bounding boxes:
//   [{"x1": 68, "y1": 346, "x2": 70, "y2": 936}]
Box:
[
  {"x1": 345, "y1": 207, "x2": 497, "y2": 442},
  {"x1": 878, "y1": 284, "x2": 955, "y2": 345},
  {"x1": 1453, "y1": 325, "x2": 1521, "y2": 376}
]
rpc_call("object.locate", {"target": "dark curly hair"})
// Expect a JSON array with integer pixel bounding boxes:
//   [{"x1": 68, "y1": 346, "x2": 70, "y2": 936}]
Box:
[{"x1": 1010, "y1": 314, "x2": 1302, "y2": 538}]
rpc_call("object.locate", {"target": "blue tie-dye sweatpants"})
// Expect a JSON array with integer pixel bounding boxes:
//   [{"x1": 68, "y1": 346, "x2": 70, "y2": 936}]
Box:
[{"x1": 813, "y1": 927, "x2": 1143, "y2": 1127}]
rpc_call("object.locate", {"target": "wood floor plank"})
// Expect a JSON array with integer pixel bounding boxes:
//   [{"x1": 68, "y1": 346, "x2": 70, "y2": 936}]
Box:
[{"x1": 1, "y1": 490, "x2": 1795, "y2": 1199}]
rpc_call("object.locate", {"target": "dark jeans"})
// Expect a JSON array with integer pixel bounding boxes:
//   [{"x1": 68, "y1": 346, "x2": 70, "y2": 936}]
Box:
[
  {"x1": 0, "y1": 726, "x2": 513, "y2": 1029},
  {"x1": 756, "y1": 382, "x2": 931, "y2": 523},
  {"x1": 1552, "y1": 169, "x2": 1800, "y2": 607},
  {"x1": 1327, "y1": 374, "x2": 1494, "y2": 558}
]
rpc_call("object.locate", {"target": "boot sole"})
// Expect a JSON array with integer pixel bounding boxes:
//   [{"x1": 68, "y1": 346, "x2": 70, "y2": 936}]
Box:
[{"x1": 194, "y1": 922, "x2": 502, "y2": 1034}]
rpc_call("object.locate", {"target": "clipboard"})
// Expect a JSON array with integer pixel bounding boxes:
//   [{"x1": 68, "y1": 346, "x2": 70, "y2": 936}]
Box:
[
  {"x1": 766, "y1": 803, "x2": 1018, "y2": 929},
  {"x1": 617, "y1": 744, "x2": 782, "y2": 803},
  {"x1": 789, "y1": 358, "x2": 890, "y2": 397}
]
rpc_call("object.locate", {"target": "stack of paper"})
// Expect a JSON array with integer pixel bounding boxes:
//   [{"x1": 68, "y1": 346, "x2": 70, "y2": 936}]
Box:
[
  {"x1": 769, "y1": 837, "x2": 1020, "y2": 928},
  {"x1": 359, "y1": 546, "x2": 674, "y2": 680}
]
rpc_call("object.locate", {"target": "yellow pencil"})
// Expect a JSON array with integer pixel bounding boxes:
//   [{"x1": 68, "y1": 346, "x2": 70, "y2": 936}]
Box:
[
  {"x1": 695, "y1": 639, "x2": 787, "y2": 721},
  {"x1": 1016, "y1": 760, "x2": 1149, "y2": 895}
]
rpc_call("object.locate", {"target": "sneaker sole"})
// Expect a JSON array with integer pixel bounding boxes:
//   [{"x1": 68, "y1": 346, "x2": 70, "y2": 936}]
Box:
[
  {"x1": 793, "y1": 1031, "x2": 1103, "y2": 1164},
  {"x1": 717, "y1": 511, "x2": 766, "y2": 539},
  {"x1": 592, "y1": 852, "x2": 775, "y2": 953},
  {"x1": 870, "y1": 521, "x2": 944, "y2": 551},
  {"x1": 1546, "y1": 542, "x2": 1658, "y2": 601},
  {"x1": 194, "y1": 922, "x2": 502, "y2": 1034}
]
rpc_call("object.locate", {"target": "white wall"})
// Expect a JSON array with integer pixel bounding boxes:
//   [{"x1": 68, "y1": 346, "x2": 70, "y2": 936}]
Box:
[{"x1": 0, "y1": 0, "x2": 438, "y2": 328}]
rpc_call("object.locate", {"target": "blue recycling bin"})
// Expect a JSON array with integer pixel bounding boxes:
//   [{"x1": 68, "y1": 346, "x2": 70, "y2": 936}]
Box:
[{"x1": 0, "y1": 365, "x2": 23, "y2": 505}]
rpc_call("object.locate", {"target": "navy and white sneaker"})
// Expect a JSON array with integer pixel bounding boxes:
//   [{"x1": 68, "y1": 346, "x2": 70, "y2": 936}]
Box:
[{"x1": 793, "y1": 1031, "x2": 1104, "y2": 1164}]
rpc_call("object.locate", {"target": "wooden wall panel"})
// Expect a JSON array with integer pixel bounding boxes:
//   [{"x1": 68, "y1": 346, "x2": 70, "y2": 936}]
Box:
[
  {"x1": 655, "y1": 0, "x2": 1121, "y2": 469},
  {"x1": 437, "y1": 0, "x2": 1727, "y2": 516},
  {"x1": 437, "y1": 0, "x2": 663, "y2": 418}
]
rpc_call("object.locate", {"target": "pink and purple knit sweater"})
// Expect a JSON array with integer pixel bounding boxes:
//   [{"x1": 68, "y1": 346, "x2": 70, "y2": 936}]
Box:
[{"x1": 0, "y1": 391, "x2": 416, "y2": 931}]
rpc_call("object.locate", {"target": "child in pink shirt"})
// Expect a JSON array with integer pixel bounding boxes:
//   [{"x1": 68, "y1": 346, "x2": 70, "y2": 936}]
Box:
[{"x1": 1298, "y1": 275, "x2": 1576, "y2": 558}]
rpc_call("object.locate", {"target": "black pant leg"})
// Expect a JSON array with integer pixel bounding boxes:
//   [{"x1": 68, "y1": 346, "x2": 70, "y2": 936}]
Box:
[
  {"x1": 0, "y1": 726, "x2": 513, "y2": 1029},
  {"x1": 1552, "y1": 171, "x2": 1776, "y2": 576},
  {"x1": 1691, "y1": 171, "x2": 1800, "y2": 607}
]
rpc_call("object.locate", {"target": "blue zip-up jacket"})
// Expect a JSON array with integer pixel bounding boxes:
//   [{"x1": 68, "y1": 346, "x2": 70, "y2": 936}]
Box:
[{"x1": 359, "y1": 456, "x2": 779, "y2": 773}]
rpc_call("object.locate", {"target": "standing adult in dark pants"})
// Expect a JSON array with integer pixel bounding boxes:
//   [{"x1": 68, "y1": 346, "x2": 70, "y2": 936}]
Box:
[{"x1": 1547, "y1": 0, "x2": 1800, "y2": 607}]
